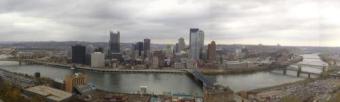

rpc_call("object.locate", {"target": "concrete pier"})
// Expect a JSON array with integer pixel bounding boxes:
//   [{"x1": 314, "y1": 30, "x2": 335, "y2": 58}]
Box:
[
  {"x1": 297, "y1": 65, "x2": 302, "y2": 77},
  {"x1": 283, "y1": 68, "x2": 287, "y2": 75}
]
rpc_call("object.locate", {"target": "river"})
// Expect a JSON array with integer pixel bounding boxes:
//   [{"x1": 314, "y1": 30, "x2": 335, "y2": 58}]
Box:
[
  {"x1": 209, "y1": 53, "x2": 327, "y2": 92},
  {"x1": 290, "y1": 53, "x2": 328, "y2": 74},
  {"x1": 0, "y1": 54, "x2": 325, "y2": 96}
]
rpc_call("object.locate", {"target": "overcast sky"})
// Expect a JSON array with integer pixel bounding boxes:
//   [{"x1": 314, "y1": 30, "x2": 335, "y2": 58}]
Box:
[{"x1": 0, "y1": 0, "x2": 339, "y2": 46}]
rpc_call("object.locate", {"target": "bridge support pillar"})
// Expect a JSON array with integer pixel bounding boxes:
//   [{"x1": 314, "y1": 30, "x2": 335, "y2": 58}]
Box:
[
  {"x1": 322, "y1": 66, "x2": 326, "y2": 73},
  {"x1": 321, "y1": 66, "x2": 328, "y2": 77},
  {"x1": 308, "y1": 73, "x2": 311, "y2": 78},
  {"x1": 297, "y1": 65, "x2": 302, "y2": 77},
  {"x1": 283, "y1": 68, "x2": 287, "y2": 75}
]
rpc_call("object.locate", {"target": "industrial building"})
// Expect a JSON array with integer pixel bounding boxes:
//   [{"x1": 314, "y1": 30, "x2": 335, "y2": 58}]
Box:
[
  {"x1": 24, "y1": 85, "x2": 72, "y2": 102},
  {"x1": 64, "y1": 73, "x2": 88, "y2": 93}
]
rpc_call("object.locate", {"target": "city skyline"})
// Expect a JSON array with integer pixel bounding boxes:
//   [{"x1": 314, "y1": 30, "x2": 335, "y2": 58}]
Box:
[
  {"x1": 0, "y1": 0, "x2": 340, "y2": 47},
  {"x1": 2, "y1": 1, "x2": 340, "y2": 102}
]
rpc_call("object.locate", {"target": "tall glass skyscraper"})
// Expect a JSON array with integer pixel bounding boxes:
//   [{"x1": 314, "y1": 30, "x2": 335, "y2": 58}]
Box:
[
  {"x1": 109, "y1": 31, "x2": 120, "y2": 53},
  {"x1": 143, "y1": 38, "x2": 151, "y2": 59},
  {"x1": 109, "y1": 31, "x2": 121, "y2": 59},
  {"x1": 135, "y1": 42, "x2": 144, "y2": 57},
  {"x1": 189, "y1": 28, "x2": 204, "y2": 61}
]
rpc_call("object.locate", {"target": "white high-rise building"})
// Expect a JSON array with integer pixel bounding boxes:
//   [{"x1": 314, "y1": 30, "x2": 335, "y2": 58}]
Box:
[
  {"x1": 91, "y1": 52, "x2": 105, "y2": 68},
  {"x1": 189, "y1": 28, "x2": 204, "y2": 61}
]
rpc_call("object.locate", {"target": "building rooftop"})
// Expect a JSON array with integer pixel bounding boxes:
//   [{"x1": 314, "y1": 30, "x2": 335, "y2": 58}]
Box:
[
  {"x1": 74, "y1": 85, "x2": 95, "y2": 95},
  {"x1": 25, "y1": 85, "x2": 72, "y2": 102}
]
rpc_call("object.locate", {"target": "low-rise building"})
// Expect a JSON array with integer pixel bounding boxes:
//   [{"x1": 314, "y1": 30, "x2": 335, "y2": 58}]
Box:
[
  {"x1": 225, "y1": 61, "x2": 249, "y2": 69},
  {"x1": 204, "y1": 85, "x2": 234, "y2": 102},
  {"x1": 151, "y1": 56, "x2": 160, "y2": 69},
  {"x1": 64, "y1": 73, "x2": 88, "y2": 93},
  {"x1": 24, "y1": 85, "x2": 72, "y2": 102},
  {"x1": 174, "y1": 62, "x2": 186, "y2": 69}
]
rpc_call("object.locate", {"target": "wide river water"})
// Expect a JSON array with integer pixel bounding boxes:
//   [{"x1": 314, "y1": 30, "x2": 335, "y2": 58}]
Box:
[{"x1": 0, "y1": 54, "x2": 325, "y2": 96}]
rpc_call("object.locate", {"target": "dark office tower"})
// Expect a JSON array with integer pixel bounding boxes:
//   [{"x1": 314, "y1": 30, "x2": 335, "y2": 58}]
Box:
[
  {"x1": 174, "y1": 43, "x2": 179, "y2": 53},
  {"x1": 135, "y1": 42, "x2": 144, "y2": 57},
  {"x1": 143, "y1": 38, "x2": 151, "y2": 59},
  {"x1": 207, "y1": 41, "x2": 217, "y2": 62},
  {"x1": 109, "y1": 31, "x2": 120, "y2": 54},
  {"x1": 72, "y1": 45, "x2": 86, "y2": 64}
]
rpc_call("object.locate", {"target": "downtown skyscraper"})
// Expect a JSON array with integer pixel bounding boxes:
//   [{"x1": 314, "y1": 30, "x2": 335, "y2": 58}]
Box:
[
  {"x1": 135, "y1": 42, "x2": 144, "y2": 57},
  {"x1": 72, "y1": 45, "x2": 86, "y2": 64},
  {"x1": 189, "y1": 28, "x2": 204, "y2": 61},
  {"x1": 178, "y1": 37, "x2": 186, "y2": 52},
  {"x1": 143, "y1": 38, "x2": 151, "y2": 59},
  {"x1": 207, "y1": 41, "x2": 216, "y2": 63},
  {"x1": 109, "y1": 31, "x2": 121, "y2": 59}
]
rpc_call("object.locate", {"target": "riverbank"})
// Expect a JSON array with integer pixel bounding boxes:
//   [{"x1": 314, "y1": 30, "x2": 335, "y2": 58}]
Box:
[
  {"x1": 21, "y1": 59, "x2": 188, "y2": 74},
  {"x1": 248, "y1": 78, "x2": 316, "y2": 93},
  {"x1": 245, "y1": 76, "x2": 340, "y2": 102},
  {"x1": 77, "y1": 66, "x2": 187, "y2": 73},
  {"x1": 201, "y1": 64, "x2": 291, "y2": 75},
  {"x1": 201, "y1": 65, "x2": 269, "y2": 75}
]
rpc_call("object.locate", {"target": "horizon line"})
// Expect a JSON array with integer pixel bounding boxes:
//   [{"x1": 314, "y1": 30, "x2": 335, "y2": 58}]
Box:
[{"x1": 0, "y1": 40, "x2": 338, "y2": 48}]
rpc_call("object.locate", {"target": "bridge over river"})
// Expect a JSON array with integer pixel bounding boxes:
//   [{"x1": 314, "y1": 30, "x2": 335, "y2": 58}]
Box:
[
  {"x1": 277, "y1": 53, "x2": 329, "y2": 78},
  {"x1": 186, "y1": 69, "x2": 215, "y2": 88}
]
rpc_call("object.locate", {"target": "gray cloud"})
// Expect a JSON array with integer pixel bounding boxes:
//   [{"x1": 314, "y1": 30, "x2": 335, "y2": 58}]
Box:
[{"x1": 0, "y1": 0, "x2": 339, "y2": 46}]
